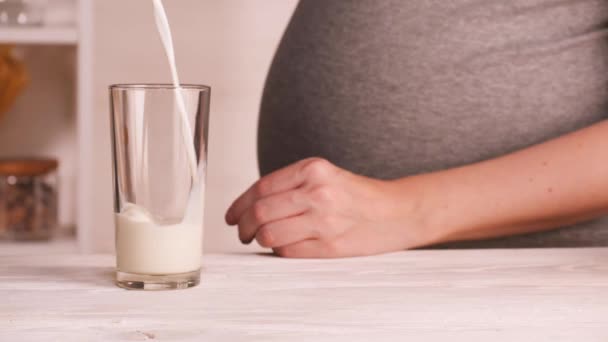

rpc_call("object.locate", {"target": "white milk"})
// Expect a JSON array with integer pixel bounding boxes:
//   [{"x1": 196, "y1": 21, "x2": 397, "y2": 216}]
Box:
[
  {"x1": 116, "y1": 184, "x2": 203, "y2": 275},
  {"x1": 115, "y1": 0, "x2": 204, "y2": 275}
]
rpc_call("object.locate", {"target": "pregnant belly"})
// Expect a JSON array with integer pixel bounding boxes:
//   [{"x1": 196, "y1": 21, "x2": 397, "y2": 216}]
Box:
[{"x1": 258, "y1": 0, "x2": 608, "y2": 179}]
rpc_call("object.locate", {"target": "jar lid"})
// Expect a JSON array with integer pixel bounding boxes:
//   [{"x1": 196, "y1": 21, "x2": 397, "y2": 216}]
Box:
[{"x1": 0, "y1": 158, "x2": 58, "y2": 176}]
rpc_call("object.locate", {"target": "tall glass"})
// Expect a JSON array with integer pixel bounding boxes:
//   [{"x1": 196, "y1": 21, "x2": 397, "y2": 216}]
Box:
[{"x1": 109, "y1": 84, "x2": 210, "y2": 290}]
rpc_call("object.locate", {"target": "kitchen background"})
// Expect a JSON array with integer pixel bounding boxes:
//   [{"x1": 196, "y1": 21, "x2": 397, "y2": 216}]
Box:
[{"x1": 0, "y1": 0, "x2": 299, "y2": 253}]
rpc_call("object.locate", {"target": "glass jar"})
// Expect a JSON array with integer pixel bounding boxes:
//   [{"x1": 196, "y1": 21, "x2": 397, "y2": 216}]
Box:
[
  {"x1": 0, "y1": 158, "x2": 58, "y2": 241},
  {"x1": 0, "y1": 0, "x2": 47, "y2": 26}
]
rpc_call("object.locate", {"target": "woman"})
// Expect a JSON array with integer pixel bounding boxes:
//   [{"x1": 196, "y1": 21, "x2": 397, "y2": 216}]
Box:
[{"x1": 225, "y1": 0, "x2": 608, "y2": 257}]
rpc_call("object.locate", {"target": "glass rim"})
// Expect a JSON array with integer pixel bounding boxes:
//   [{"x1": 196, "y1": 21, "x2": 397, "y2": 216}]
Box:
[{"x1": 109, "y1": 83, "x2": 211, "y2": 91}]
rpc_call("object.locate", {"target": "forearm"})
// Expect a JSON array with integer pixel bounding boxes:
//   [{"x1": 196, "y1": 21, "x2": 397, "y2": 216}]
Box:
[{"x1": 397, "y1": 120, "x2": 608, "y2": 246}]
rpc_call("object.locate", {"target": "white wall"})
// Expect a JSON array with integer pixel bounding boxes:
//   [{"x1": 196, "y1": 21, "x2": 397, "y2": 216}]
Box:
[{"x1": 89, "y1": 0, "x2": 298, "y2": 252}]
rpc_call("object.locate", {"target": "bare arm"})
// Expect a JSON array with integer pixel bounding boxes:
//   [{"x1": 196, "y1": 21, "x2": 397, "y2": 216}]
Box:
[
  {"x1": 404, "y1": 120, "x2": 608, "y2": 245},
  {"x1": 226, "y1": 121, "x2": 608, "y2": 257}
]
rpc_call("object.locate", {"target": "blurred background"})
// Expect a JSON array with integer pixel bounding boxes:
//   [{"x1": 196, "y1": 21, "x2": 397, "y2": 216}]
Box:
[{"x1": 0, "y1": 0, "x2": 298, "y2": 253}]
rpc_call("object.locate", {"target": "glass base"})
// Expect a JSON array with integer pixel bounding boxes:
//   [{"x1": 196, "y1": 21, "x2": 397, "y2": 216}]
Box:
[{"x1": 115, "y1": 269, "x2": 200, "y2": 290}]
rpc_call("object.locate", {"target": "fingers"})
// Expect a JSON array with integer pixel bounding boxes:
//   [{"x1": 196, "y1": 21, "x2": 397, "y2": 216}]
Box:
[
  {"x1": 238, "y1": 190, "x2": 310, "y2": 244},
  {"x1": 226, "y1": 158, "x2": 335, "y2": 225},
  {"x1": 254, "y1": 215, "x2": 321, "y2": 248},
  {"x1": 226, "y1": 159, "x2": 307, "y2": 225}
]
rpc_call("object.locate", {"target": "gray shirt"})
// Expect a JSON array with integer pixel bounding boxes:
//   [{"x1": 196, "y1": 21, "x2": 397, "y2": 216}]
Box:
[{"x1": 257, "y1": 0, "x2": 608, "y2": 247}]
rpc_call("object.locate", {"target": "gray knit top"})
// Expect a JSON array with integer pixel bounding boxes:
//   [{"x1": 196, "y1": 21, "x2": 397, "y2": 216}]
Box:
[{"x1": 258, "y1": 0, "x2": 608, "y2": 247}]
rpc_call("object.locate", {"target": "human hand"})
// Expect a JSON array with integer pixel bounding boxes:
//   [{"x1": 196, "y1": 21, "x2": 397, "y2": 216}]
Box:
[{"x1": 225, "y1": 158, "x2": 428, "y2": 258}]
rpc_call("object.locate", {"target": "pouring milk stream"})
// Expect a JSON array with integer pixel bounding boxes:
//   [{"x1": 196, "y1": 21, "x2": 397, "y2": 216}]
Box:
[
  {"x1": 151, "y1": 0, "x2": 199, "y2": 181},
  {"x1": 115, "y1": 0, "x2": 204, "y2": 275}
]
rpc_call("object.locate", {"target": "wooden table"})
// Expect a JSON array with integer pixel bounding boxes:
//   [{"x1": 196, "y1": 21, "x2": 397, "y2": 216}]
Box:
[{"x1": 2, "y1": 244, "x2": 608, "y2": 341}]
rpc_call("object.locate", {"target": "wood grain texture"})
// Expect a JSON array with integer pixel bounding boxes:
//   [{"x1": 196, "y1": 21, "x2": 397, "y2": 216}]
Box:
[{"x1": 2, "y1": 246, "x2": 608, "y2": 341}]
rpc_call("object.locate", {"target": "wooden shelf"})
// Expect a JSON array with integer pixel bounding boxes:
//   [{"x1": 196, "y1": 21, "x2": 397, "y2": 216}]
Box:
[
  {"x1": 0, "y1": 26, "x2": 78, "y2": 45},
  {"x1": 0, "y1": 237, "x2": 77, "y2": 256}
]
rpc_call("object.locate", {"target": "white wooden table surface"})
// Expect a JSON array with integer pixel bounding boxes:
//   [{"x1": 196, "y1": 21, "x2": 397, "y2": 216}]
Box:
[{"x1": 2, "y1": 244, "x2": 608, "y2": 341}]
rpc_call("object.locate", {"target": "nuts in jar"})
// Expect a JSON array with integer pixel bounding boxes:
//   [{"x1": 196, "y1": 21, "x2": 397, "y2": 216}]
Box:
[{"x1": 0, "y1": 158, "x2": 58, "y2": 241}]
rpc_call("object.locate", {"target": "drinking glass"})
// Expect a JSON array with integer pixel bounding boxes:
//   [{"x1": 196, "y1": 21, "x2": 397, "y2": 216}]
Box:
[{"x1": 109, "y1": 84, "x2": 210, "y2": 290}]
